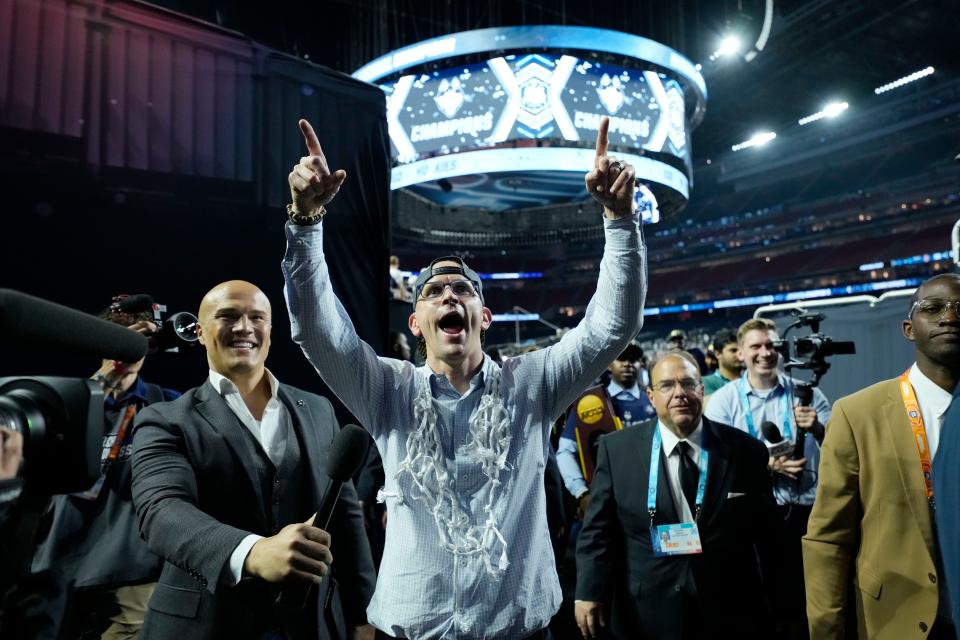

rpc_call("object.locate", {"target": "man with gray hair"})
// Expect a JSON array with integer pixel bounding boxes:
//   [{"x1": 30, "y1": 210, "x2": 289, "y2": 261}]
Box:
[{"x1": 282, "y1": 116, "x2": 646, "y2": 639}]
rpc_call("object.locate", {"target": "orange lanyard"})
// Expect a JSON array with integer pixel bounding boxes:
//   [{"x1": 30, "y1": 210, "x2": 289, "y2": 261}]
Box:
[
  {"x1": 898, "y1": 369, "x2": 935, "y2": 510},
  {"x1": 105, "y1": 405, "x2": 137, "y2": 466}
]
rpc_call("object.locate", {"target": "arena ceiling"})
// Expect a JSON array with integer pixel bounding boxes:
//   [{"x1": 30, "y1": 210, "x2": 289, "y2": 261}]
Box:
[
  {"x1": 145, "y1": 0, "x2": 959, "y2": 325},
  {"x1": 152, "y1": 0, "x2": 959, "y2": 162}
]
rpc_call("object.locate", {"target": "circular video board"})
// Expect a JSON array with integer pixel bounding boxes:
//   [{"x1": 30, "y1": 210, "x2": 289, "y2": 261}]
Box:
[{"x1": 354, "y1": 26, "x2": 706, "y2": 214}]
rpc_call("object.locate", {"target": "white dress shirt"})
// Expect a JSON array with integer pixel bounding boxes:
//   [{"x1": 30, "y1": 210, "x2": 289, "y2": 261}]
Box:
[
  {"x1": 908, "y1": 363, "x2": 953, "y2": 459},
  {"x1": 206, "y1": 368, "x2": 291, "y2": 584},
  {"x1": 657, "y1": 419, "x2": 704, "y2": 524}
]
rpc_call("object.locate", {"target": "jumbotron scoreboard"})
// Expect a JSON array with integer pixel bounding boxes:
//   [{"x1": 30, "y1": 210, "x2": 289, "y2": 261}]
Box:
[{"x1": 354, "y1": 26, "x2": 706, "y2": 216}]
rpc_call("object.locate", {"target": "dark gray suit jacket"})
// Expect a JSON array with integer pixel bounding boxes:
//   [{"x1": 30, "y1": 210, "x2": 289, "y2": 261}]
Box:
[
  {"x1": 576, "y1": 418, "x2": 781, "y2": 639},
  {"x1": 131, "y1": 381, "x2": 376, "y2": 640}
]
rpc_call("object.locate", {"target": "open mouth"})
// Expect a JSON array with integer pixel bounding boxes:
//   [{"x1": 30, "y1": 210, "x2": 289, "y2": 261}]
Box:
[
  {"x1": 438, "y1": 313, "x2": 465, "y2": 336},
  {"x1": 228, "y1": 339, "x2": 258, "y2": 352}
]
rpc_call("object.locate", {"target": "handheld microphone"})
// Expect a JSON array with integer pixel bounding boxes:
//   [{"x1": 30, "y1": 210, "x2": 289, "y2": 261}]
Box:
[
  {"x1": 277, "y1": 424, "x2": 370, "y2": 618},
  {"x1": 760, "y1": 421, "x2": 794, "y2": 458},
  {"x1": 0, "y1": 289, "x2": 148, "y2": 362},
  {"x1": 312, "y1": 424, "x2": 370, "y2": 529}
]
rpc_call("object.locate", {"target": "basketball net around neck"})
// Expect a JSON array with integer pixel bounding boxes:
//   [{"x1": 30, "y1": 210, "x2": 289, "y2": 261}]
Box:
[{"x1": 388, "y1": 359, "x2": 513, "y2": 577}]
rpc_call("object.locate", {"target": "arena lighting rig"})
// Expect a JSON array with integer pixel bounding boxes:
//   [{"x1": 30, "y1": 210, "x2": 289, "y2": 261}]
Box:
[{"x1": 353, "y1": 26, "x2": 706, "y2": 216}]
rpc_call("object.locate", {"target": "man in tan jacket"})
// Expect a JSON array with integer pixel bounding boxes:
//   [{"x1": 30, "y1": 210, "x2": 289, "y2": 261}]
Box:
[{"x1": 803, "y1": 273, "x2": 960, "y2": 639}]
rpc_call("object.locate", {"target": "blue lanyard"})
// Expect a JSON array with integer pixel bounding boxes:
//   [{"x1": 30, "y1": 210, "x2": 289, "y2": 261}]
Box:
[
  {"x1": 737, "y1": 375, "x2": 792, "y2": 440},
  {"x1": 647, "y1": 426, "x2": 709, "y2": 522}
]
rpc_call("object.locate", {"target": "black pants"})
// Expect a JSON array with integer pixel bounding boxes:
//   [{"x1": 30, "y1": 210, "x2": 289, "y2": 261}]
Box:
[{"x1": 775, "y1": 503, "x2": 813, "y2": 640}]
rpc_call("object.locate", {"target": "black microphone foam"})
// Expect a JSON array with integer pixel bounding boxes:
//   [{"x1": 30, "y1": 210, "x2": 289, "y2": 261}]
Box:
[
  {"x1": 760, "y1": 421, "x2": 783, "y2": 443},
  {"x1": 325, "y1": 423, "x2": 370, "y2": 482},
  {"x1": 315, "y1": 424, "x2": 369, "y2": 528},
  {"x1": 117, "y1": 294, "x2": 155, "y2": 313},
  {"x1": 0, "y1": 289, "x2": 148, "y2": 362},
  {"x1": 280, "y1": 424, "x2": 370, "y2": 614},
  {"x1": 761, "y1": 420, "x2": 794, "y2": 458}
]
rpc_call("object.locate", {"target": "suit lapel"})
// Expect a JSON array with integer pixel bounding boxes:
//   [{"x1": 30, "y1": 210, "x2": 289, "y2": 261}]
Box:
[
  {"x1": 884, "y1": 381, "x2": 937, "y2": 552},
  {"x1": 194, "y1": 383, "x2": 271, "y2": 532},
  {"x1": 698, "y1": 417, "x2": 731, "y2": 530},
  {"x1": 277, "y1": 385, "x2": 329, "y2": 504}
]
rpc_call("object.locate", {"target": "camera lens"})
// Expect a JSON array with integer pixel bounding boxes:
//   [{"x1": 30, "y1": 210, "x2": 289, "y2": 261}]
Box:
[
  {"x1": 0, "y1": 390, "x2": 49, "y2": 456},
  {"x1": 0, "y1": 378, "x2": 104, "y2": 495}
]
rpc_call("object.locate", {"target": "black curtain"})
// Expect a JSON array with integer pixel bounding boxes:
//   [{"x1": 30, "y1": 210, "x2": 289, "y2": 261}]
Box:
[{"x1": 0, "y1": 10, "x2": 390, "y2": 425}]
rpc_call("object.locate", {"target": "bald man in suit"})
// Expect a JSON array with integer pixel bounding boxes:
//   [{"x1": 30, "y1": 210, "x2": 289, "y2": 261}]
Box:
[{"x1": 131, "y1": 281, "x2": 375, "y2": 640}]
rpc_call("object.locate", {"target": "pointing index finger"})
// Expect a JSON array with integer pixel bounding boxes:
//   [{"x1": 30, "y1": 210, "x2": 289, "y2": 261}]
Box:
[
  {"x1": 594, "y1": 116, "x2": 610, "y2": 167},
  {"x1": 299, "y1": 118, "x2": 326, "y2": 161}
]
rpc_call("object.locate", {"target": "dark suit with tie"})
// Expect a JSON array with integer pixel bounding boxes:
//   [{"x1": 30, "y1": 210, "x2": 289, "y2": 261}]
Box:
[
  {"x1": 576, "y1": 418, "x2": 780, "y2": 639},
  {"x1": 130, "y1": 381, "x2": 376, "y2": 640}
]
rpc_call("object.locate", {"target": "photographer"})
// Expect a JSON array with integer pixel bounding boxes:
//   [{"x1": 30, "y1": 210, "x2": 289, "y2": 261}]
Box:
[
  {"x1": 704, "y1": 317, "x2": 831, "y2": 639},
  {"x1": 31, "y1": 298, "x2": 179, "y2": 640}
]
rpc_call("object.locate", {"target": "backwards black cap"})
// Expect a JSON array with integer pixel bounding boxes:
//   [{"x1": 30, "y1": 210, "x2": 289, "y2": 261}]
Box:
[{"x1": 412, "y1": 256, "x2": 484, "y2": 307}]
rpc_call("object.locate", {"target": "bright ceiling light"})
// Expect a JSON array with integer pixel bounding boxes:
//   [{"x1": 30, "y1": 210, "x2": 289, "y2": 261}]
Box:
[
  {"x1": 731, "y1": 131, "x2": 776, "y2": 152},
  {"x1": 823, "y1": 101, "x2": 848, "y2": 117},
  {"x1": 798, "y1": 101, "x2": 849, "y2": 125},
  {"x1": 715, "y1": 35, "x2": 742, "y2": 57},
  {"x1": 874, "y1": 66, "x2": 935, "y2": 94}
]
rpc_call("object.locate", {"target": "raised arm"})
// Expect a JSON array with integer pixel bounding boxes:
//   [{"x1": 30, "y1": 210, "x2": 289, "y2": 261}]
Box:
[
  {"x1": 282, "y1": 119, "x2": 407, "y2": 433},
  {"x1": 534, "y1": 118, "x2": 647, "y2": 419}
]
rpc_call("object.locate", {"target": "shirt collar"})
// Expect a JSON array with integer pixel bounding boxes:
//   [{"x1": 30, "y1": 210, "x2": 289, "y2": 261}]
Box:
[
  {"x1": 425, "y1": 355, "x2": 489, "y2": 394},
  {"x1": 657, "y1": 418, "x2": 704, "y2": 461},
  {"x1": 105, "y1": 375, "x2": 148, "y2": 407},
  {"x1": 908, "y1": 363, "x2": 953, "y2": 419},
  {"x1": 607, "y1": 379, "x2": 642, "y2": 400},
  {"x1": 741, "y1": 371, "x2": 785, "y2": 396},
  {"x1": 207, "y1": 368, "x2": 280, "y2": 403}
]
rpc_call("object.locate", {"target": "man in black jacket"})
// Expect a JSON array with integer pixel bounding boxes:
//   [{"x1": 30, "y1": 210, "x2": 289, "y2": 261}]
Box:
[
  {"x1": 575, "y1": 351, "x2": 780, "y2": 639},
  {"x1": 131, "y1": 280, "x2": 375, "y2": 640}
]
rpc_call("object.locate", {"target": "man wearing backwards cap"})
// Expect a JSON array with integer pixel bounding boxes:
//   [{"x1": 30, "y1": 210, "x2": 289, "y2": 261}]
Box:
[{"x1": 282, "y1": 115, "x2": 646, "y2": 639}]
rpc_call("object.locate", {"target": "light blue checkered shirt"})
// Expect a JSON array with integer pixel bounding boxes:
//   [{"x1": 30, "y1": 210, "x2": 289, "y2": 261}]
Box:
[{"x1": 282, "y1": 216, "x2": 646, "y2": 639}]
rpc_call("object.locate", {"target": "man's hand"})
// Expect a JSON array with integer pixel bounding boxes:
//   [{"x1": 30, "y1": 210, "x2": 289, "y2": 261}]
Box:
[
  {"x1": 793, "y1": 405, "x2": 818, "y2": 430},
  {"x1": 575, "y1": 600, "x2": 606, "y2": 639},
  {"x1": 584, "y1": 116, "x2": 636, "y2": 219},
  {"x1": 0, "y1": 427, "x2": 23, "y2": 480},
  {"x1": 769, "y1": 455, "x2": 806, "y2": 479},
  {"x1": 577, "y1": 492, "x2": 591, "y2": 520},
  {"x1": 244, "y1": 517, "x2": 333, "y2": 584},
  {"x1": 92, "y1": 320, "x2": 155, "y2": 391},
  {"x1": 288, "y1": 119, "x2": 347, "y2": 215}
]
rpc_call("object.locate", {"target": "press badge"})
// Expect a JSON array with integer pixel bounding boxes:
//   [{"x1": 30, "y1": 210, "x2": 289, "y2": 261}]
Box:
[{"x1": 651, "y1": 523, "x2": 704, "y2": 556}]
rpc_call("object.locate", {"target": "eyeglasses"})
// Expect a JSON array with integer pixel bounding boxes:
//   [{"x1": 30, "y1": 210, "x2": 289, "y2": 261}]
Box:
[
  {"x1": 910, "y1": 298, "x2": 960, "y2": 319},
  {"x1": 651, "y1": 379, "x2": 701, "y2": 394},
  {"x1": 417, "y1": 279, "x2": 477, "y2": 301}
]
